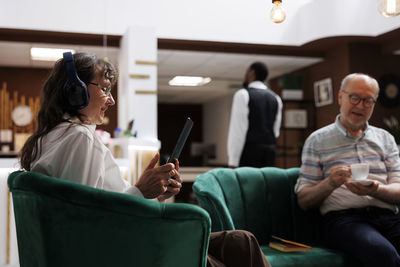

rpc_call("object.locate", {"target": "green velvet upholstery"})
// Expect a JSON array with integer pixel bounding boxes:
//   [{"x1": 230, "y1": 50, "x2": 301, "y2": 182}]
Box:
[
  {"x1": 192, "y1": 167, "x2": 362, "y2": 267},
  {"x1": 8, "y1": 171, "x2": 210, "y2": 267}
]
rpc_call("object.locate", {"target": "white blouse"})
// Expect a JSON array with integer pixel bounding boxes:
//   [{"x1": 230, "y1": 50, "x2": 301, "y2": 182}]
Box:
[{"x1": 31, "y1": 119, "x2": 143, "y2": 197}]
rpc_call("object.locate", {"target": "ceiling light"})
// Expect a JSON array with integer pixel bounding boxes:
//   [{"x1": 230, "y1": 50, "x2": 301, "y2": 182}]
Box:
[
  {"x1": 378, "y1": 0, "x2": 400, "y2": 17},
  {"x1": 169, "y1": 76, "x2": 212, "y2": 86},
  {"x1": 30, "y1": 47, "x2": 75, "y2": 61},
  {"x1": 270, "y1": 0, "x2": 286, "y2": 23}
]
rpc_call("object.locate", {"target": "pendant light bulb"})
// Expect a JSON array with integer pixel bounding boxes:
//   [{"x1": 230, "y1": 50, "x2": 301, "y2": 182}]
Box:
[
  {"x1": 270, "y1": 0, "x2": 286, "y2": 23},
  {"x1": 378, "y1": 0, "x2": 400, "y2": 17}
]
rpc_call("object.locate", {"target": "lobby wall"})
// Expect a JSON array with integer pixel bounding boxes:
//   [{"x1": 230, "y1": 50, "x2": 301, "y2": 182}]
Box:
[
  {"x1": 2, "y1": 40, "x2": 400, "y2": 167},
  {"x1": 271, "y1": 41, "x2": 400, "y2": 168},
  {"x1": 0, "y1": 67, "x2": 118, "y2": 138}
]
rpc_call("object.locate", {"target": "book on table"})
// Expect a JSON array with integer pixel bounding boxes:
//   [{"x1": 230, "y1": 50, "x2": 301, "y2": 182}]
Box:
[{"x1": 268, "y1": 235, "x2": 312, "y2": 252}]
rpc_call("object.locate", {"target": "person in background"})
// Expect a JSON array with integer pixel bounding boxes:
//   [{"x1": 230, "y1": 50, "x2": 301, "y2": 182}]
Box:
[
  {"x1": 295, "y1": 73, "x2": 400, "y2": 267},
  {"x1": 20, "y1": 52, "x2": 270, "y2": 267},
  {"x1": 227, "y1": 61, "x2": 282, "y2": 168}
]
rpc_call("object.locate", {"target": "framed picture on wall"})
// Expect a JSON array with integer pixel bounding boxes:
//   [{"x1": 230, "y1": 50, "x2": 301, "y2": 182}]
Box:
[
  {"x1": 314, "y1": 78, "x2": 333, "y2": 107},
  {"x1": 284, "y1": 109, "x2": 308, "y2": 128}
]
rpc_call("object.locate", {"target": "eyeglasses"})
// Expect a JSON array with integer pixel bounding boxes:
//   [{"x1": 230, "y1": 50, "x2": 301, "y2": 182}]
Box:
[
  {"x1": 88, "y1": 82, "x2": 112, "y2": 96},
  {"x1": 342, "y1": 90, "x2": 376, "y2": 108}
]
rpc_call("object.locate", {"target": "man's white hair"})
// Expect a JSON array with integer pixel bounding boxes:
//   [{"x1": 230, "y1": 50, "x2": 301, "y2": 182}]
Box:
[{"x1": 340, "y1": 73, "x2": 380, "y2": 95}]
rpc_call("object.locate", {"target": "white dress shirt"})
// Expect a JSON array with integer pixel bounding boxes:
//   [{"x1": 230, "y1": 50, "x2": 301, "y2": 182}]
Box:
[
  {"x1": 31, "y1": 119, "x2": 143, "y2": 197},
  {"x1": 227, "y1": 81, "x2": 283, "y2": 167}
]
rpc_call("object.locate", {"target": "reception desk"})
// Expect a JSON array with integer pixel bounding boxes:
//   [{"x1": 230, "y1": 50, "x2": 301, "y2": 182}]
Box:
[
  {"x1": 108, "y1": 137, "x2": 161, "y2": 185},
  {"x1": 179, "y1": 167, "x2": 212, "y2": 182}
]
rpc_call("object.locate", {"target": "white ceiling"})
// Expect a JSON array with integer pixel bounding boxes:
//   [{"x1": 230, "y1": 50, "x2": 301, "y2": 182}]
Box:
[
  {"x1": 0, "y1": 41, "x2": 323, "y2": 103},
  {"x1": 157, "y1": 50, "x2": 322, "y2": 103}
]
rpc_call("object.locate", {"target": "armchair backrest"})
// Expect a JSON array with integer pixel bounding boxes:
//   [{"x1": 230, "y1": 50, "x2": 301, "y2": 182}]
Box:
[
  {"x1": 8, "y1": 171, "x2": 210, "y2": 267},
  {"x1": 193, "y1": 167, "x2": 322, "y2": 246}
]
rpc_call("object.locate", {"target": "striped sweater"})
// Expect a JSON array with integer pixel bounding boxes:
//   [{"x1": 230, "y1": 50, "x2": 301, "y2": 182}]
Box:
[{"x1": 295, "y1": 115, "x2": 400, "y2": 215}]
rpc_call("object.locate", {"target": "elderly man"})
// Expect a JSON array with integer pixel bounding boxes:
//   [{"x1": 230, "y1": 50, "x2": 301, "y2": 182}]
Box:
[{"x1": 295, "y1": 73, "x2": 400, "y2": 267}]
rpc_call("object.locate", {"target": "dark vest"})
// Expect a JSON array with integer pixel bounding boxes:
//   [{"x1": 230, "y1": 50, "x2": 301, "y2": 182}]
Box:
[{"x1": 244, "y1": 87, "x2": 278, "y2": 145}]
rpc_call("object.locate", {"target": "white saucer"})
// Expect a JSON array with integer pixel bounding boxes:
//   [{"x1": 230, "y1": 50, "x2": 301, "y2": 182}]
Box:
[{"x1": 349, "y1": 179, "x2": 373, "y2": 186}]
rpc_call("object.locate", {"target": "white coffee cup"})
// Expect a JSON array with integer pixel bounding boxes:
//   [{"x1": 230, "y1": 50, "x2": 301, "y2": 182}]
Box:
[{"x1": 351, "y1": 163, "x2": 369, "y2": 180}]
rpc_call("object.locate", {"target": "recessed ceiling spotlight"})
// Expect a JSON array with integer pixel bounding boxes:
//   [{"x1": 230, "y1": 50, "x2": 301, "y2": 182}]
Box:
[
  {"x1": 169, "y1": 76, "x2": 212, "y2": 86},
  {"x1": 30, "y1": 47, "x2": 75, "y2": 61}
]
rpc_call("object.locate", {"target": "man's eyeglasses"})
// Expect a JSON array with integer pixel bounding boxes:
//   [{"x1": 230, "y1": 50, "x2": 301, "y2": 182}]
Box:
[
  {"x1": 88, "y1": 82, "x2": 112, "y2": 96},
  {"x1": 342, "y1": 90, "x2": 376, "y2": 108}
]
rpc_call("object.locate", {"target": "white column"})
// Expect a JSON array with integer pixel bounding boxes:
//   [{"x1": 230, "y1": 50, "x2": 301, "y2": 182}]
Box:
[
  {"x1": 118, "y1": 25, "x2": 158, "y2": 142},
  {"x1": 118, "y1": 25, "x2": 160, "y2": 184}
]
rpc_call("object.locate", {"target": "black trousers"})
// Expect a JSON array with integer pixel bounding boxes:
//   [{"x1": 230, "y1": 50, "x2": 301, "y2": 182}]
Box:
[
  {"x1": 207, "y1": 230, "x2": 270, "y2": 267},
  {"x1": 239, "y1": 143, "x2": 276, "y2": 168},
  {"x1": 322, "y1": 207, "x2": 400, "y2": 267}
]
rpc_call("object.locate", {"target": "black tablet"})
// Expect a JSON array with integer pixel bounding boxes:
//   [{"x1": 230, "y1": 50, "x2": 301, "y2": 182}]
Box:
[{"x1": 167, "y1": 117, "x2": 194, "y2": 163}]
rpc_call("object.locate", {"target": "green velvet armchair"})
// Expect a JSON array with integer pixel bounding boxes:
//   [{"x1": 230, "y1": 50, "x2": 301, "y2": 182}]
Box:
[
  {"x1": 192, "y1": 167, "x2": 362, "y2": 267},
  {"x1": 8, "y1": 171, "x2": 210, "y2": 267}
]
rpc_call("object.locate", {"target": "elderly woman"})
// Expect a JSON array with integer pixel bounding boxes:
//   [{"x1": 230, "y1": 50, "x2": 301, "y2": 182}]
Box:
[{"x1": 20, "y1": 52, "x2": 270, "y2": 267}]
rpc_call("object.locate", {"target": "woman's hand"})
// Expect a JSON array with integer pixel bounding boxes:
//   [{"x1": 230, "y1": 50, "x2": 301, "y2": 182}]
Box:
[
  {"x1": 135, "y1": 153, "x2": 177, "y2": 199},
  {"x1": 158, "y1": 158, "x2": 182, "y2": 202}
]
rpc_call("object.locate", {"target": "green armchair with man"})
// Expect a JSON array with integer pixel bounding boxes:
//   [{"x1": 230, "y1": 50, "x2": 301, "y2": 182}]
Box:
[{"x1": 195, "y1": 73, "x2": 400, "y2": 267}]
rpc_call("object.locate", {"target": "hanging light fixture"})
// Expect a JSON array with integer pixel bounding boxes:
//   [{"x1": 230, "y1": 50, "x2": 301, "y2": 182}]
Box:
[
  {"x1": 103, "y1": 33, "x2": 109, "y2": 62},
  {"x1": 378, "y1": 0, "x2": 400, "y2": 17},
  {"x1": 270, "y1": 0, "x2": 286, "y2": 23},
  {"x1": 102, "y1": 1, "x2": 109, "y2": 62}
]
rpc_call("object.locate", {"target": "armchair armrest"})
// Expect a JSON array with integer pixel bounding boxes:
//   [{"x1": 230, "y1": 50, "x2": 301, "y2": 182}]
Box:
[{"x1": 193, "y1": 168, "x2": 235, "y2": 232}]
